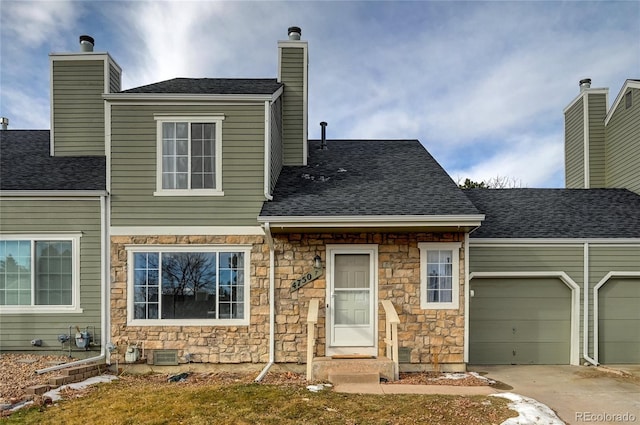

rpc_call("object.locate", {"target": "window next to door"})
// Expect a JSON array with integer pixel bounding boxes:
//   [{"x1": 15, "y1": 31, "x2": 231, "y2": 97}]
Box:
[{"x1": 418, "y1": 242, "x2": 461, "y2": 310}]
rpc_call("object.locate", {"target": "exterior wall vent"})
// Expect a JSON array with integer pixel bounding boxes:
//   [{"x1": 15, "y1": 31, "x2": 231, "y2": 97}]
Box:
[
  {"x1": 0, "y1": 117, "x2": 8, "y2": 130},
  {"x1": 148, "y1": 350, "x2": 179, "y2": 366}
]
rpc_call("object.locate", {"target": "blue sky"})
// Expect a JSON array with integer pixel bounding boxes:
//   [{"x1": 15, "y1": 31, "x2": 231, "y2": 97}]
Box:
[{"x1": 1, "y1": 1, "x2": 638, "y2": 187}]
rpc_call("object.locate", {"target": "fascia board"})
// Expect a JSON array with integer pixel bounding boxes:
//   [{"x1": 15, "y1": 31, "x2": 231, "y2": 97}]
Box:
[
  {"x1": 605, "y1": 80, "x2": 640, "y2": 125},
  {"x1": 470, "y1": 238, "x2": 640, "y2": 245},
  {"x1": 103, "y1": 93, "x2": 275, "y2": 102},
  {"x1": 0, "y1": 190, "x2": 107, "y2": 197},
  {"x1": 257, "y1": 214, "x2": 485, "y2": 227}
]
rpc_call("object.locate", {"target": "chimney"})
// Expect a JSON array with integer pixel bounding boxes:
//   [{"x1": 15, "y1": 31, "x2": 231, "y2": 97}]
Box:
[
  {"x1": 320, "y1": 121, "x2": 328, "y2": 150},
  {"x1": 579, "y1": 78, "x2": 591, "y2": 92},
  {"x1": 278, "y1": 26, "x2": 308, "y2": 165},
  {"x1": 0, "y1": 117, "x2": 8, "y2": 130},
  {"x1": 288, "y1": 26, "x2": 301, "y2": 41},
  {"x1": 79, "y1": 35, "x2": 95, "y2": 52}
]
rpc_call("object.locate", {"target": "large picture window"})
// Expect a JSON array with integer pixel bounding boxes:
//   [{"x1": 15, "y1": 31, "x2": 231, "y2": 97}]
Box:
[
  {"x1": 419, "y1": 242, "x2": 460, "y2": 310},
  {"x1": 128, "y1": 246, "x2": 249, "y2": 325},
  {"x1": 154, "y1": 115, "x2": 224, "y2": 196},
  {"x1": 0, "y1": 236, "x2": 80, "y2": 312}
]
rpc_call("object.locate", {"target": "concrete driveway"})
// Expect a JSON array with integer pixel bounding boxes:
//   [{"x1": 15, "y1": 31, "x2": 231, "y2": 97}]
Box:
[{"x1": 469, "y1": 365, "x2": 640, "y2": 425}]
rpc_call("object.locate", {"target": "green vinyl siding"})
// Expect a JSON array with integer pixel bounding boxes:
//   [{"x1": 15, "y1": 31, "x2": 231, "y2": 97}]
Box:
[
  {"x1": 587, "y1": 93, "x2": 606, "y2": 188},
  {"x1": 52, "y1": 59, "x2": 106, "y2": 156},
  {"x1": 270, "y1": 96, "x2": 284, "y2": 193},
  {"x1": 0, "y1": 198, "x2": 102, "y2": 352},
  {"x1": 565, "y1": 97, "x2": 585, "y2": 188},
  {"x1": 280, "y1": 47, "x2": 305, "y2": 165},
  {"x1": 469, "y1": 246, "x2": 583, "y2": 281},
  {"x1": 589, "y1": 245, "x2": 640, "y2": 363},
  {"x1": 605, "y1": 88, "x2": 640, "y2": 194},
  {"x1": 109, "y1": 63, "x2": 121, "y2": 93},
  {"x1": 109, "y1": 103, "x2": 266, "y2": 227}
]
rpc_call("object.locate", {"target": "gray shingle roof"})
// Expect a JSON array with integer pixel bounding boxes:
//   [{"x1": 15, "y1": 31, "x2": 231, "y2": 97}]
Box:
[
  {"x1": 121, "y1": 78, "x2": 283, "y2": 95},
  {"x1": 0, "y1": 130, "x2": 106, "y2": 191},
  {"x1": 260, "y1": 140, "x2": 480, "y2": 217},
  {"x1": 464, "y1": 188, "x2": 640, "y2": 238}
]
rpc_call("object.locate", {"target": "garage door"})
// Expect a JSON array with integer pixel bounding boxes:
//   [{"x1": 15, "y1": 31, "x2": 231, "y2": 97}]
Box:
[
  {"x1": 470, "y1": 278, "x2": 571, "y2": 364},
  {"x1": 598, "y1": 278, "x2": 640, "y2": 364}
]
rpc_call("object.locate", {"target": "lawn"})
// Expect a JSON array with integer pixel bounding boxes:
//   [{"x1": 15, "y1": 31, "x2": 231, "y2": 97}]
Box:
[{"x1": 2, "y1": 375, "x2": 516, "y2": 425}]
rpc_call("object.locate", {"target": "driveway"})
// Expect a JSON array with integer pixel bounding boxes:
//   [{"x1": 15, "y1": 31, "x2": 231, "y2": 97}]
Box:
[{"x1": 469, "y1": 365, "x2": 640, "y2": 425}]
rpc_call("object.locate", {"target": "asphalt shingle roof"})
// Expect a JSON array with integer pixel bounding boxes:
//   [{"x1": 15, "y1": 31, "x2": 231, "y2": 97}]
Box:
[
  {"x1": 260, "y1": 140, "x2": 480, "y2": 217},
  {"x1": 0, "y1": 130, "x2": 106, "y2": 191},
  {"x1": 121, "y1": 78, "x2": 283, "y2": 95},
  {"x1": 464, "y1": 188, "x2": 640, "y2": 238}
]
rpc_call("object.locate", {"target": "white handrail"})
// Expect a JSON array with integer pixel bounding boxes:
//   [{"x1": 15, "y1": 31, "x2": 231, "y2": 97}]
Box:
[
  {"x1": 306, "y1": 299, "x2": 320, "y2": 381},
  {"x1": 381, "y1": 300, "x2": 400, "y2": 380}
]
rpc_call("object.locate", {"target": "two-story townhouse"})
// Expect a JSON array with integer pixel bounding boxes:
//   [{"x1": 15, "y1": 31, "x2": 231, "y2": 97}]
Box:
[{"x1": 1, "y1": 27, "x2": 638, "y2": 379}]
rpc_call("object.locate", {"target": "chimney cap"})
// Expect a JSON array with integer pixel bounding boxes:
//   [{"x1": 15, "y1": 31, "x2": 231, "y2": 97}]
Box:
[
  {"x1": 288, "y1": 26, "x2": 302, "y2": 40},
  {"x1": 79, "y1": 35, "x2": 94, "y2": 52},
  {"x1": 579, "y1": 78, "x2": 592, "y2": 89}
]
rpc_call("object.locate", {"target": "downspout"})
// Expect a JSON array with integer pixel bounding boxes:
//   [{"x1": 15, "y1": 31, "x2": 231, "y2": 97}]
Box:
[
  {"x1": 255, "y1": 222, "x2": 276, "y2": 381},
  {"x1": 37, "y1": 194, "x2": 109, "y2": 374},
  {"x1": 582, "y1": 242, "x2": 598, "y2": 366}
]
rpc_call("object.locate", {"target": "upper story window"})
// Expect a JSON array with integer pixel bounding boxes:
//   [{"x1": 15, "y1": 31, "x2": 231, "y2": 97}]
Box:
[
  {"x1": 0, "y1": 235, "x2": 82, "y2": 314},
  {"x1": 418, "y1": 242, "x2": 461, "y2": 310},
  {"x1": 154, "y1": 115, "x2": 224, "y2": 197},
  {"x1": 126, "y1": 246, "x2": 250, "y2": 326}
]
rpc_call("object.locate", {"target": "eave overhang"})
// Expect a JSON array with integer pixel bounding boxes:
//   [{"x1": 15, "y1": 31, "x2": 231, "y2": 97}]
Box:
[
  {"x1": 258, "y1": 214, "x2": 485, "y2": 233},
  {"x1": 103, "y1": 85, "x2": 284, "y2": 104},
  {"x1": 0, "y1": 190, "x2": 108, "y2": 198}
]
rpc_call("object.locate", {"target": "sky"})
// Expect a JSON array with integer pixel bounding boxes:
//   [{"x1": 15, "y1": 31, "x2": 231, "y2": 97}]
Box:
[{"x1": 1, "y1": 0, "x2": 638, "y2": 188}]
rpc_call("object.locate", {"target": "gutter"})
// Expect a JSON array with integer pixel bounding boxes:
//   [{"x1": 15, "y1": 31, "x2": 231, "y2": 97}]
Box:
[
  {"x1": 582, "y1": 242, "x2": 598, "y2": 366},
  {"x1": 255, "y1": 222, "x2": 276, "y2": 382},
  {"x1": 37, "y1": 194, "x2": 110, "y2": 374}
]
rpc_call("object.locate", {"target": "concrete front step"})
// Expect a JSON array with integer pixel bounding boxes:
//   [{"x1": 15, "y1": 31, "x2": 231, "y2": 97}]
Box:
[
  {"x1": 312, "y1": 356, "x2": 395, "y2": 382},
  {"x1": 328, "y1": 372, "x2": 380, "y2": 385}
]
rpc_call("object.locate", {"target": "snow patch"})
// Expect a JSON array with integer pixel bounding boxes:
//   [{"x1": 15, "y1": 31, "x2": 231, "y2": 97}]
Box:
[
  {"x1": 44, "y1": 374, "x2": 119, "y2": 402},
  {"x1": 491, "y1": 393, "x2": 565, "y2": 425}
]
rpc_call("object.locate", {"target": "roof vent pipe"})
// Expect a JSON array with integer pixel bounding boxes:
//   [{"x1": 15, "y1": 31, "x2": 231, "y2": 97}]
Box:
[
  {"x1": 288, "y1": 26, "x2": 301, "y2": 41},
  {"x1": 579, "y1": 78, "x2": 591, "y2": 92},
  {"x1": 0, "y1": 117, "x2": 8, "y2": 130},
  {"x1": 320, "y1": 121, "x2": 328, "y2": 150},
  {"x1": 79, "y1": 35, "x2": 95, "y2": 52}
]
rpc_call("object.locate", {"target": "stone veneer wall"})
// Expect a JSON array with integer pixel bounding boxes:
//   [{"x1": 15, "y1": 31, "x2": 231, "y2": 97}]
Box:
[
  {"x1": 110, "y1": 232, "x2": 466, "y2": 366},
  {"x1": 273, "y1": 232, "x2": 466, "y2": 365},
  {"x1": 110, "y1": 235, "x2": 270, "y2": 364}
]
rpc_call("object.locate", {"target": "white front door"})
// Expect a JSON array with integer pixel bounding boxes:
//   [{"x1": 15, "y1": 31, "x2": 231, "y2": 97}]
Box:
[{"x1": 326, "y1": 245, "x2": 377, "y2": 356}]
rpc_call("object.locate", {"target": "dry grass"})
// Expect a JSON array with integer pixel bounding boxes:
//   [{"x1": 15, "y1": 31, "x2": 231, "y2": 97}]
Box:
[{"x1": 3, "y1": 374, "x2": 516, "y2": 425}]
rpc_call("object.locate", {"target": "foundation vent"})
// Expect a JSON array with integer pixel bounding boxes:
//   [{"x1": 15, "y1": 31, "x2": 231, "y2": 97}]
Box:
[{"x1": 149, "y1": 350, "x2": 179, "y2": 366}]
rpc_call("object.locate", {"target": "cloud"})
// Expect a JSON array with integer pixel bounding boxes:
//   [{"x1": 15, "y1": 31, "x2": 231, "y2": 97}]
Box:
[{"x1": 449, "y1": 133, "x2": 565, "y2": 188}]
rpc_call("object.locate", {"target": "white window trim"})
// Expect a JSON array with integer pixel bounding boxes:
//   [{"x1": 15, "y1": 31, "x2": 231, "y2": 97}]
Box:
[
  {"x1": 125, "y1": 244, "x2": 251, "y2": 326},
  {"x1": 0, "y1": 234, "x2": 83, "y2": 314},
  {"x1": 419, "y1": 242, "x2": 461, "y2": 310},
  {"x1": 153, "y1": 115, "x2": 225, "y2": 197}
]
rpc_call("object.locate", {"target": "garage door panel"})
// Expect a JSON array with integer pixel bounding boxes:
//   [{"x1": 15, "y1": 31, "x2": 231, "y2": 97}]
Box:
[
  {"x1": 470, "y1": 278, "x2": 571, "y2": 365},
  {"x1": 471, "y1": 301, "x2": 570, "y2": 320},
  {"x1": 472, "y1": 320, "x2": 570, "y2": 343},
  {"x1": 470, "y1": 343, "x2": 513, "y2": 364},
  {"x1": 599, "y1": 278, "x2": 640, "y2": 364},
  {"x1": 514, "y1": 342, "x2": 570, "y2": 364}
]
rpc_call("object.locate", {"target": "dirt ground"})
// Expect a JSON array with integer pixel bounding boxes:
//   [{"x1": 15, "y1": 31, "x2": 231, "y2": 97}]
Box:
[{"x1": 0, "y1": 353, "x2": 491, "y2": 408}]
